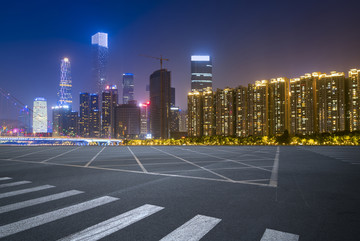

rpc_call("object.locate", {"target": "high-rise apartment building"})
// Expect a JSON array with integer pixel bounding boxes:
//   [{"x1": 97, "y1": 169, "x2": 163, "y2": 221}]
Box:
[
  {"x1": 102, "y1": 85, "x2": 118, "y2": 138},
  {"x1": 268, "y1": 77, "x2": 290, "y2": 136},
  {"x1": 235, "y1": 86, "x2": 248, "y2": 137},
  {"x1": 79, "y1": 93, "x2": 90, "y2": 137},
  {"x1": 290, "y1": 73, "x2": 319, "y2": 135},
  {"x1": 122, "y1": 73, "x2": 134, "y2": 104},
  {"x1": 248, "y1": 80, "x2": 269, "y2": 136},
  {"x1": 188, "y1": 91, "x2": 202, "y2": 137},
  {"x1": 58, "y1": 58, "x2": 72, "y2": 109},
  {"x1": 215, "y1": 88, "x2": 235, "y2": 136},
  {"x1": 92, "y1": 32, "x2": 108, "y2": 94},
  {"x1": 149, "y1": 69, "x2": 171, "y2": 139},
  {"x1": 33, "y1": 98, "x2": 47, "y2": 134},
  {"x1": 347, "y1": 69, "x2": 360, "y2": 132},
  {"x1": 191, "y1": 55, "x2": 212, "y2": 91},
  {"x1": 317, "y1": 71, "x2": 346, "y2": 133},
  {"x1": 203, "y1": 88, "x2": 215, "y2": 136}
]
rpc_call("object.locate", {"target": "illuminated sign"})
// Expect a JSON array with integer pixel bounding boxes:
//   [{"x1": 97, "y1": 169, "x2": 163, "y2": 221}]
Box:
[{"x1": 191, "y1": 55, "x2": 210, "y2": 61}]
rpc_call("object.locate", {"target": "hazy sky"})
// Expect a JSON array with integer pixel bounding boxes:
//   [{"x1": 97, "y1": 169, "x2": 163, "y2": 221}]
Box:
[{"x1": 1, "y1": 0, "x2": 360, "y2": 119}]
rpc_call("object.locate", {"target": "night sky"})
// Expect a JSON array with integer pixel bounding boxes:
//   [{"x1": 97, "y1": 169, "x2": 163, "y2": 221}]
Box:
[{"x1": 1, "y1": 0, "x2": 360, "y2": 120}]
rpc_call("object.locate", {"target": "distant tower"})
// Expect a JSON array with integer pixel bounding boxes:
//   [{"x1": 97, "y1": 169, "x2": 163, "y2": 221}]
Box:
[
  {"x1": 92, "y1": 32, "x2": 108, "y2": 94},
  {"x1": 122, "y1": 73, "x2": 134, "y2": 104},
  {"x1": 18, "y1": 106, "x2": 31, "y2": 135},
  {"x1": 58, "y1": 57, "x2": 72, "y2": 109},
  {"x1": 149, "y1": 69, "x2": 171, "y2": 139},
  {"x1": 191, "y1": 55, "x2": 212, "y2": 91},
  {"x1": 33, "y1": 98, "x2": 47, "y2": 134},
  {"x1": 102, "y1": 85, "x2": 118, "y2": 138},
  {"x1": 89, "y1": 94, "x2": 100, "y2": 137},
  {"x1": 79, "y1": 93, "x2": 90, "y2": 137}
]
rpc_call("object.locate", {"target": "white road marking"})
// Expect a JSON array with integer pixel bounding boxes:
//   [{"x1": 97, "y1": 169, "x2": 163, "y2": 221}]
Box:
[
  {"x1": 127, "y1": 147, "x2": 148, "y2": 173},
  {"x1": 59, "y1": 204, "x2": 163, "y2": 241},
  {"x1": 260, "y1": 228, "x2": 299, "y2": 241},
  {"x1": 160, "y1": 214, "x2": 221, "y2": 241},
  {"x1": 84, "y1": 147, "x2": 106, "y2": 167},
  {"x1": 151, "y1": 147, "x2": 234, "y2": 182},
  {"x1": 0, "y1": 177, "x2": 12, "y2": 181},
  {"x1": 0, "y1": 196, "x2": 119, "y2": 239},
  {"x1": 41, "y1": 147, "x2": 81, "y2": 163},
  {"x1": 0, "y1": 181, "x2": 31, "y2": 188},
  {"x1": 8, "y1": 147, "x2": 56, "y2": 160},
  {"x1": 0, "y1": 190, "x2": 83, "y2": 214},
  {"x1": 0, "y1": 185, "x2": 55, "y2": 199},
  {"x1": 269, "y1": 146, "x2": 280, "y2": 187}
]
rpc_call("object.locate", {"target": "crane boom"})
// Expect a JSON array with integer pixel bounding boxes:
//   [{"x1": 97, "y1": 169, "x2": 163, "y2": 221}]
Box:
[{"x1": 140, "y1": 54, "x2": 169, "y2": 70}]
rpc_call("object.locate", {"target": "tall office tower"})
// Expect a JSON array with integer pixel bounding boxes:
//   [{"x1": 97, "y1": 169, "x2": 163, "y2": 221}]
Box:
[
  {"x1": 79, "y1": 93, "x2": 90, "y2": 137},
  {"x1": 18, "y1": 106, "x2": 31, "y2": 135},
  {"x1": 92, "y1": 32, "x2": 108, "y2": 94},
  {"x1": 122, "y1": 73, "x2": 134, "y2": 104},
  {"x1": 139, "y1": 102, "x2": 150, "y2": 137},
  {"x1": 102, "y1": 85, "x2": 118, "y2": 138},
  {"x1": 317, "y1": 71, "x2": 346, "y2": 133},
  {"x1": 33, "y1": 98, "x2": 47, "y2": 134},
  {"x1": 191, "y1": 55, "x2": 212, "y2": 91},
  {"x1": 215, "y1": 88, "x2": 235, "y2": 136},
  {"x1": 289, "y1": 73, "x2": 319, "y2": 135},
  {"x1": 187, "y1": 91, "x2": 203, "y2": 137},
  {"x1": 170, "y1": 106, "x2": 180, "y2": 133},
  {"x1": 114, "y1": 102, "x2": 140, "y2": 139},
  {"x1": 68, "y1": 111, "x2": 78, "y2": 137},
  {"x1": 52, "y1": 105, "x2": 71, "y2": 137},
  {"x1": 171, "y1": 87, "x2": 175, "y2": 107},
  {"x1": 202, "y1": 87, "x2": 215, "y2": 136},
  {"x1": 58, "y1": 58, "x2": 72, "y2": 109},
  {"x1": 179, "y1": 109, "x2": 188, "y2": 132},
  {"x1": 248, "y1": 80, "x2": 269, "y2": 136},
  {"x1": 89, "y1": 94, "x2": 100, "y2": 137},
  {"x1": 235, "y1": 86, "x2": 248, "y2": 137},
  {"x1": 149, "y1": 69, "x2": 171, "y2": 139},
  {"x1": 268, "y1": 77, "x2": 290, "y2": 136},
  {"x1": 347, "y1": 69, "x2": 360, "y2": 132}
]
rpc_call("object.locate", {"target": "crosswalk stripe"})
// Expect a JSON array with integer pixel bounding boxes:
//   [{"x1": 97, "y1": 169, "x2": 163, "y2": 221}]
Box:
[
  {"x1": 0, "y1": 181, "x2": 31, "y2": 188},
  {"x1": 0, "y1": 190, "x2": 84, "y2": 214},
  {"x1": 260, "y1": 228, "x2": 299, "y2": 241},
  {"x1": 0, "y1": 185, "x2": 55, "y2": 199},
  {"x1": 0, "y1": 177, "x2": 12, "y2": 181},
  {"x1": 0, "y1": 196, "x2": 119, "y2": 239},
  {"x1": 160, "y1": 214, "x2": 221, "y2": 241},
  {"x1": 58, "y1": 204, "x2": 164, "y2": 241}
]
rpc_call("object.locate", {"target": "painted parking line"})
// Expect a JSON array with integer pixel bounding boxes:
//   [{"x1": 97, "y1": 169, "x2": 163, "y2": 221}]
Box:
[
  {"x1": 59, "y1": 204, "x2": 163, "y2": 241},
  {"x1": 127, "y1": 147, "x2": 148, "y2": 173},
  {"x1": 0, "y1": 185, "x2": 55, "y2": 199},
  {"x1": 260, "y1": 228, "x2": 299, "y2": 241},
  {"x1": 41, "y1": 147, "x2": 81, "y2": 163},
  {"x1": 0, "y1": 190, "x2": 84, "y2": 214},
  {"x1": 269, "y1": 146, "x2": 280, "y2": 187},
  {"x1": 0, "y1": 196, "x2": 119, "y2": 239},
  {"x1": 84, "y1": 147, "x2": 106, "y2": 167},
  {"x1": 160, "y1": 214, "x2": 221, "y2": 241},
  {"x1": 0, "y1": 177, "x2": 12, "y2": 181},
  {"x1": 0, "y1": 181, "x2": 31, "y2": 189}
]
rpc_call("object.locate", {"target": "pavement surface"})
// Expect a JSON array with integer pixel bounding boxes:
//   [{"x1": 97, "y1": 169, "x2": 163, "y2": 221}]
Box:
[{"x1": 0, "y1": 145, "x2": 359, "y2": 241}]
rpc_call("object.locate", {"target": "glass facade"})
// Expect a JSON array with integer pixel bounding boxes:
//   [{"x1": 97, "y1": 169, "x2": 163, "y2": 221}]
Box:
[
  {"x1": 33, "y1": 98, "x2": 47, "y2": 133},
  {"x1": 191, "y1": 55, "x2": 212, "y2": 91},
  {"x1": 58, "y1": 58, "x2": 72, "y2": 109},
  {"x1": 122, "y1": 73, "x2": 134, "y2": 104},
  {"x1": 92, "y1": 32, "x2": 108, "y2": 94}
]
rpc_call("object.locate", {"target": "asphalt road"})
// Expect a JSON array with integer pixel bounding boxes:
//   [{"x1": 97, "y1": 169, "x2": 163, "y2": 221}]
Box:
[{"x1": 0, "y1": 145, "x2": 359, "y2": 241}]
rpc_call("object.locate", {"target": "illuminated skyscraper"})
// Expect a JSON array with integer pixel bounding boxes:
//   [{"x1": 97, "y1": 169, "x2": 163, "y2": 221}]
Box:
[
  {"x1": 18, "y1": 106, "x2": 31, "y2": 135},
  {"x1": 235, "y1": 86, "x2": 248, "y2": 137},
  {"x1": 149, "y1": 69, "x2": 171, "y2": 139},
  {"x1": 317, "y1": 71, "x2": 346, "y2": 133},
  {"x1": 215, "y1": 88, "x2": 235, "y2": 136},
  {"x1": 289, "y1": 73, "x2": 319, "y2": 135},
  {"x1": 89, "y1": 94, "x2": 100, "y2": 137},
  {"x1": 188, "y1": 91, "x2": 202, "y2": 137},
  {"x1": 79, "y1": 93, "x2": 90, "y2": 137},
  {"x1": 122, "y1": 73, "x2": 134, "y2": 104},
  {"x1": 191, "y1": 55, "x2": 212, "y2": 91},
  {"x1": 248, "y1": 80, "x2": 269, "y2": 136},
  {"x1": 33, "y1": 98, "x2": 47, "y2": 134},
  {"x1": 202, "y1": 88, "x2": 215, "y2": 136},
  {"x1": 58, "y1": 58, "x2": 72, "y2": 109},
  {"x1": 170, "y1": 106, "x2": 180, "y2": 133},
  {"x1": 52, "y1": 105, "x2": 71, "y2": 137},
  {"x1": 92, "y1": 32, "x2": 108, "y2": 94},
  {"x1": 139, "y1": 102, "x2": 150, "y2": 137},
  {"x1": 347, "y1": 69, "x2": 360, "y2": 132},
  {"x1": 268, "y1": 77, "x2": 290, "y2": 136},
  {"x1": 114, "y1": 102, "x2": 140, "y2": 139},
  {"x1": 102, "y1": 85, "x2": 118, "y2": 138}
]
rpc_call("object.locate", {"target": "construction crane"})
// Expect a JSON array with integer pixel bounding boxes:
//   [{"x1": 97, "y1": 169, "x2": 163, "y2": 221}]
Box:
[{"x1": 141, "y1": 54, "x2": 169, "y2": 70}]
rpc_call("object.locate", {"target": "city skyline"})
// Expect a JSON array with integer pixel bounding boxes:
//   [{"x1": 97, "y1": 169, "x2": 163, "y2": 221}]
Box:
[{"x1": 1, "y1": 0, "x2": 360, "y2": 119}]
